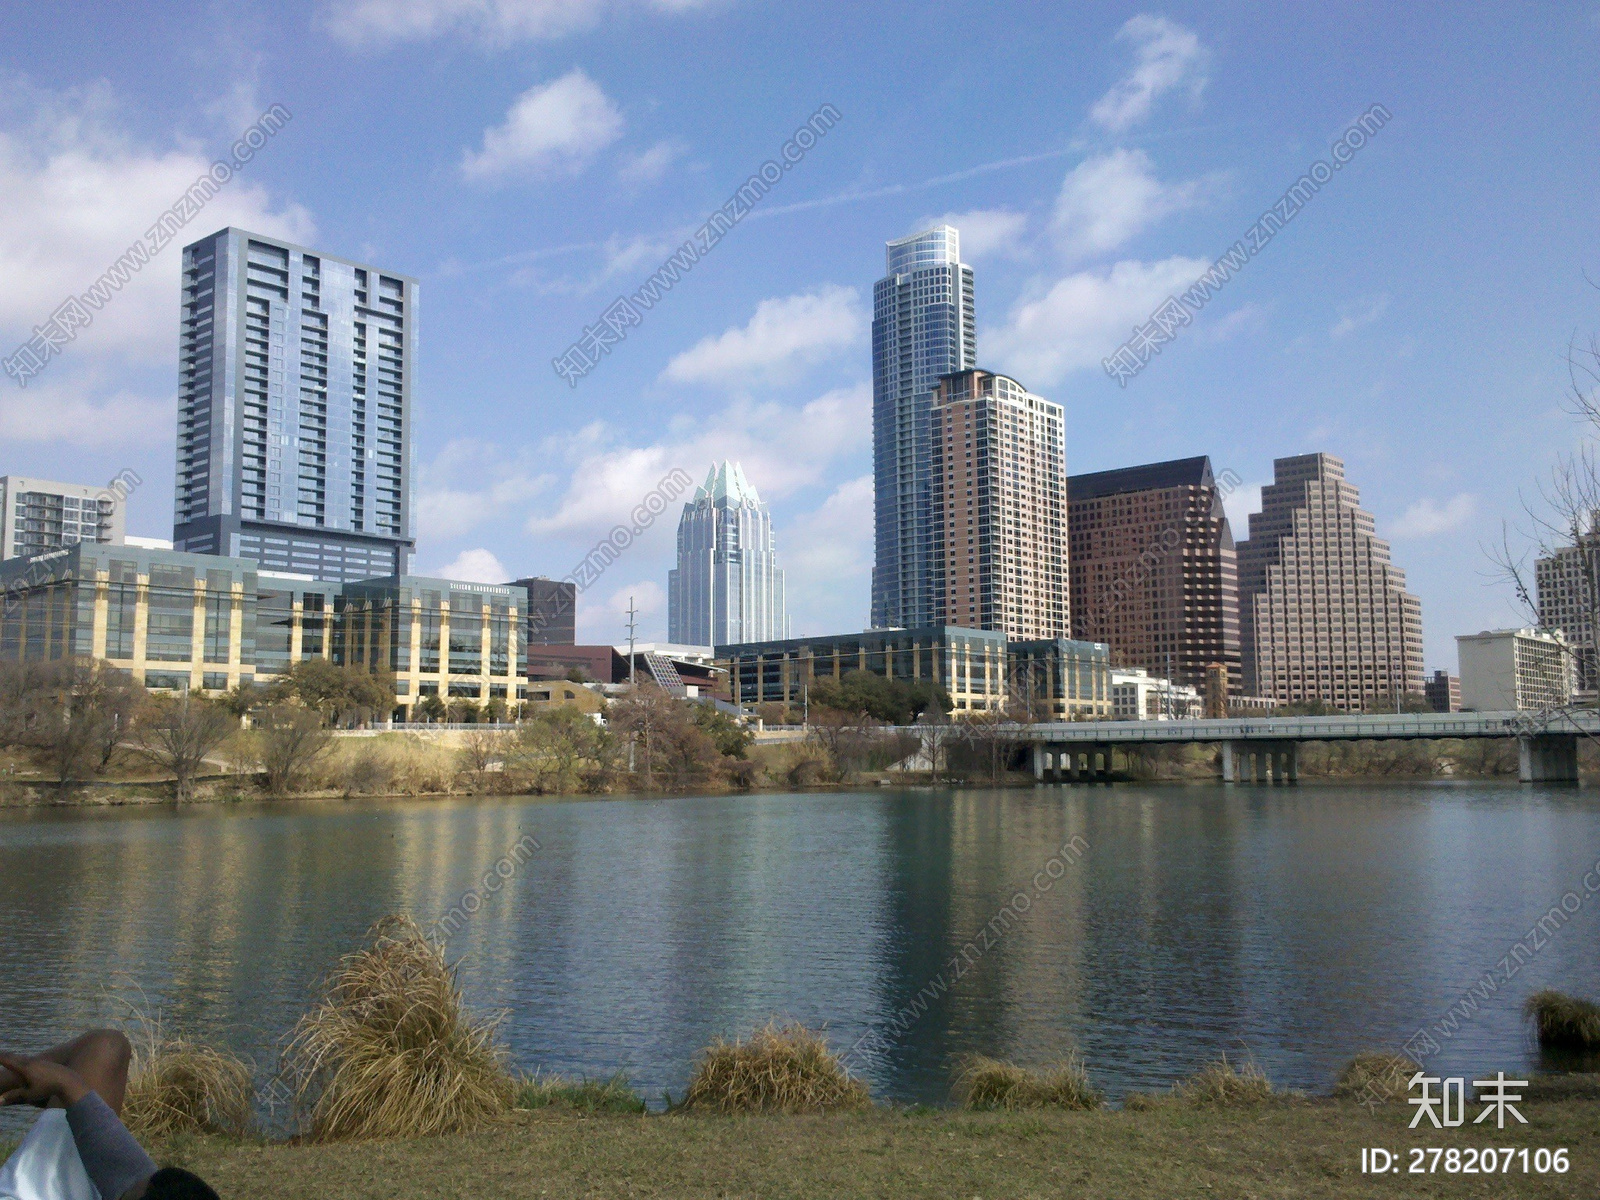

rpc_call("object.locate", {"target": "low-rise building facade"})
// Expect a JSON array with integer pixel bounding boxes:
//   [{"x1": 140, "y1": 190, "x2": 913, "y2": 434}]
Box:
[
  {"x1": 1109, "y1": 667, "x2": 1203, "y2": 720},
  {"x1": 1006, "y1": 638, "x2": 1112, "y2": 720},
  {"x1": 1457, "y1": 628, "x2": 1574, "y2": 712},
  {"x1": 1423, "y1": 669, "x2": 1461, "y2": 713},
  {"x1": 721, "y1": 626, "x2": 1008, "y2": 713},
  {"x1": 1, "y1": 474, "x2": 131, "y2": 561},
  {"x1": 0, "y1": 543, "x2": 524, "y2": 717}
]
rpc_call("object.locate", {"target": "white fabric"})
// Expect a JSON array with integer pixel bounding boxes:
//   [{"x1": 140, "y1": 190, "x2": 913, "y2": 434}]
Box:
[{"x1": 0, "y1": 1111, "x2": 99, "y2": 1200}]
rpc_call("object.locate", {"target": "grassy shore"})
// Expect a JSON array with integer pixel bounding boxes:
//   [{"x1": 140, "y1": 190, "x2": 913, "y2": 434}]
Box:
[{"x1": 161, "y1": 1098, "x2": 1599, "y2": 1199}]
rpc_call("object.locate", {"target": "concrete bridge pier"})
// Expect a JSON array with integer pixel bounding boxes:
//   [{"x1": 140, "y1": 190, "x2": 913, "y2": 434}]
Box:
[
  {"x1": 1520, "y1": 734, "x2": 1578, "y2": 783},
  {"x1": 1222, "y1": 740, "x2": 1299, "y2": 783}
]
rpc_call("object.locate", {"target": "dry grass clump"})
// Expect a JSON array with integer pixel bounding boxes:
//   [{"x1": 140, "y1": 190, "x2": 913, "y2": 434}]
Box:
[
  {"x1": 1173, "y1": 1055, "x2": 1277, "y2": 1106},
  {"x1": 515, "y1": 1071, "x2": 646, "y2": 1114},
  {"x1": 1333, "y1": 1052, "x2": 1421, "y2": 1102},
  {"x1": 952, "y1": 1055, "x2": 1100, "y2": 1111},
  {"x1": 281, "y1": 915, "x2": 514, "y2": 1141},
  {"x1": 122, "y1": 1032, "x2": 253, "y2": 1138},
  {"x1": 1527, "y1": 990, "x2": 1600, "y2": 1050},
  {"x1": 681, "y1": 1023, "x2": 869, "y2": 1114}
]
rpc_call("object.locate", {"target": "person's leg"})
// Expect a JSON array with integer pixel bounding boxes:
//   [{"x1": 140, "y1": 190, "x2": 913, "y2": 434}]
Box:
[{"x1": 28, "y1": 1030, "x2": 133, "y2": 1114}]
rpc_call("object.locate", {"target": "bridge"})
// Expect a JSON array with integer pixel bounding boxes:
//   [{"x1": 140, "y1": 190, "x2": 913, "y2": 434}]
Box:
[{"x1": 1003, "y1": 709, "x2": 1596, "y2": 784}]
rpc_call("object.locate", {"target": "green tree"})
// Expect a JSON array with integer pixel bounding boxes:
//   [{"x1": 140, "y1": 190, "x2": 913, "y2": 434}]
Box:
[
  {"x1": 809, "y1": 671, "x2": 950, "y2": 725},
  {"x1": 691, "y1": 703, "x2": 752, "y2": 758},
  {"x1": 512, "y1": 707, "x2": 610, "y2": 793},
  {"x1": 415, "y1": 694, "x2": 447, "y2": 723}
]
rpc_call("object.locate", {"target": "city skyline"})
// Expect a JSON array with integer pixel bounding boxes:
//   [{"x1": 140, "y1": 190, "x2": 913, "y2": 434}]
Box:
[{"x1": 3, "y1": 5, "x2": 1597, "y2": 669}]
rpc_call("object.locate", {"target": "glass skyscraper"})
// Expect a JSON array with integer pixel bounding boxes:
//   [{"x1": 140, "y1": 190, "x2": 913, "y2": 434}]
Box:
[
  {"x1": 669, "y1": 461, "x2": 788, "y2": 648},
  {"x1": 172, "y1": 227, "x2": 416, "y2": 582},
  {"x1": 870, "y1": 225, "x2": 975, "y2": 629}
]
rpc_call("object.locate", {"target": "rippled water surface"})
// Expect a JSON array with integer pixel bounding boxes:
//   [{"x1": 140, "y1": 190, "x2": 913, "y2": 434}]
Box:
[{"x1": 2, "y1": 782, "x2": 1597, "y2": 1115}]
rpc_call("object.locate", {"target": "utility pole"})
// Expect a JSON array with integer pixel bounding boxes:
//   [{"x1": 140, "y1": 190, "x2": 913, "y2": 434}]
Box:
[{"x1": 626, "y1": 596, "x2": 638, "y2": 689}]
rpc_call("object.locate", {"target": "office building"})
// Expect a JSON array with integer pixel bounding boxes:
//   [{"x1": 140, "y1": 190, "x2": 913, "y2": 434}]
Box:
[
  {"x1": 510, "y1": 576, "x2": 576, "y2": 646},
  {"x1": 172, "y1": 228, "x2": 416, "y2": 582},
  {"x1": 721, "y1": 626, "x2": 1006, "y2": 712},
  {"x1": 0, "y1": 542, "x2": 525, "y2": 717},
  {"x1": 1066, "y1": 456, "x2": 1240, "y2": 692},
  {"x1": 1457, "y1": 628, "x2": 1574, "y2": 711},
  {"x1": 931, "y1": 368, "x2": 1068, "y2": 639},
  {"x1": 1237, "y1": 453, "x2": 1423, "y2": 709},
  {"x1": 1536, "y1": 539, "x2": 1597, "y2": 697},
  {"x1": 1007, "y1": 638, "x2": 1112, "y2": 720},
  {"x1": 1423, "y1": 669, "x2": 1460, "y2": 713},
  {"x1": 871, "y1": 225, "x2": 975, "y2": 630},
  {"x1": 668, "y1": 461, "x2": 788, "y2": 646},
  {"x1": 1, "y1": 475, "x2": 127, "y2": 560}
]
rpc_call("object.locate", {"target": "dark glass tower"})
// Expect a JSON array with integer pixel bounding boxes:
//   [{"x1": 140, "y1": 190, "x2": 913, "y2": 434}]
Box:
[{"x1": 870, "y1": 225, "x2": 975, "y2": 629}]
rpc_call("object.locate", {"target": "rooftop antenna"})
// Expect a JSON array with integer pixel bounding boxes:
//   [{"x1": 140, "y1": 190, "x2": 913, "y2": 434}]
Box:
[{"x1": 626, "y1": 596, "x2": 638, "y2": 688}]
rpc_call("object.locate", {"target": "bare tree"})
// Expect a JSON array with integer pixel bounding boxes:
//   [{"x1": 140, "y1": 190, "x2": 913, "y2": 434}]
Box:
[
  {"x1": 253, "y1": 705, "x2": 335, "y2": 796},
  {"x1": 131, "y1": 694, "x2": 236, "y2": 801},
  {"x1": 36, "y1": 658, "x2": 145, "y2": 786},
  {"x1": 1491, "y1": 327, "x2": 1600, "y2": 701}
]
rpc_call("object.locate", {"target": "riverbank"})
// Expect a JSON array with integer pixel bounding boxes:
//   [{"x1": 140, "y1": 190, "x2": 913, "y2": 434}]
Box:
[{"x1": 159, "y1": 1098, "x2": 1599, "y2": 1199}]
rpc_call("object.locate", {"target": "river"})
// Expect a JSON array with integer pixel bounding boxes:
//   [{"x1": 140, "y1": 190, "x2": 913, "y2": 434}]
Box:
[{"x1": 2, "y1": 781, "x2": 1597, "y2": 1119}]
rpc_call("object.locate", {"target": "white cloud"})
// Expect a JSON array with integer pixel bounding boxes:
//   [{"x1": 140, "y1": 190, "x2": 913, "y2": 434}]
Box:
[
  {"x1": 415, "y1": 437, "x2": 554, "y2": 542},
  {"x1": 1330, "y1": 293, "x2": 1392, "y2": 339},
  {"x1": 1051, "y1": 148, "x2": 1206, "y2": 258},
  {"x1": 460, "y1": 69, "x2": 623, "y2": 182},
  {"x1": 662, "y1": 286, "x2": 863, "y2": 387},
  {"x1": 617, "y1": 139, "x2": 686, "y2": 185},
  {"x1": 577, "y1": 579, "x2": 665, "y2": 642},
  {"x1": 430, "y1": 547, "x2": 511, "y2": 582},
  {"x1": 984, "y1": 255, "x2": 1209, "y2": 387},
  {"x1": 1090, "y1": 14, "x2": 1210, "y2": 133},
  {"x1": 323, "y1": 0, "x2": 707, "y2": 45},
  {"x1": 0, "y1": 81, "x2": 312, "y2": 366},
  {"x1": 524, "y1": 383, "x2": 870, "y2": 542},
  {"x1": 1222, "y1": 483, "x2": 1263, "y2": 537},
  {"x1": 920, "y1": 210, "x2": 1028, "y2": 260},
  {"x1": 1190, "y1": 301, "x2": 1267, "y2": 346},
  {"x1": 1389, "y1": 493, "x2": 1477, "y2": 539},
  {"x1": 0, "y1": 372, "x2": 172, "y2": 448},
  {"x1": 782, "y1": 475, "x2": 873, "y2": 633}
]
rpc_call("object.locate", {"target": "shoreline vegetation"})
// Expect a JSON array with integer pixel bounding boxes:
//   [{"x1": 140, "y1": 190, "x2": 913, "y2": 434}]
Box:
[
  {"x1": 71, "y1": 919, "x2": 1600, "y2": 1193},
  {"x1": 4, "y1": 656, "x2": 1588, "y2": 808}
]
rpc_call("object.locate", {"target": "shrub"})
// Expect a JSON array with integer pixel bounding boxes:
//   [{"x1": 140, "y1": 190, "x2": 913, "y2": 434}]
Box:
[
  {"x1": 1173, "y1": 1055, "x2": 1277, "y2": 1106},
  {"x1": 122, "y1": 1032, "x2": 253, "y2": 1139},
  {"x1": 1333, "y1": 1052, "x2": 1420, "y2": 1102},
  {"x1": 952, "y1": 1055, "x2": 1099, "y2": 1110},
  {"x1": 281, "y1": 915, "x2": 514, "y2": 1140},
  {"x1": 515, "y1": 1072, "x2": 646, "y2": 1114},
  {"x1": 681, "y1": 1023, "x2": 869, "y2": 1114},
  {"x1": 1526, "y1": 990, "x2": 1600, "y2": 1050}
]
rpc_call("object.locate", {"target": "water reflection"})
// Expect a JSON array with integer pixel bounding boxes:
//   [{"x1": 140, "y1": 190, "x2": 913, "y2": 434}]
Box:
[{"x1": 1, "y1": 783, "x2": 1596, "y2": 1116}]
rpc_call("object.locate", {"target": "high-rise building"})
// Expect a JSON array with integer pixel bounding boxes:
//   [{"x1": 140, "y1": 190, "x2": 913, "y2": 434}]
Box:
[
  {"x1": 172, "y1": 228, "x2": 416, "y2": 583},
  {"x1": 1236, "y1": 453, "x2": 1423, "y2": 709},
  {"x1": 871, "y1": 225, "x2": 975, "y2": 629},
  {"x1": 1536, "y1": 538, "x2": 1597, "y2": 697},
  {"x1": 930, "y1": 369, "x2": 1068, "y2": 639},
  {"x1": 668, "y1": 461, "x2": 788, "y2": 647},
  {"x1": 1066, "y1": 456, "x2": 1240, "y2": 692},
  {"x1": 0, "y1": 475, "x2": 127, "y2": 560}
]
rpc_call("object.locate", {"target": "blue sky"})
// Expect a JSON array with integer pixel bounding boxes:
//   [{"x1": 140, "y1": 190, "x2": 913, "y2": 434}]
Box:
[{"x1": 2, "y1": 1, "x2": 1596, "y2": 669}]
